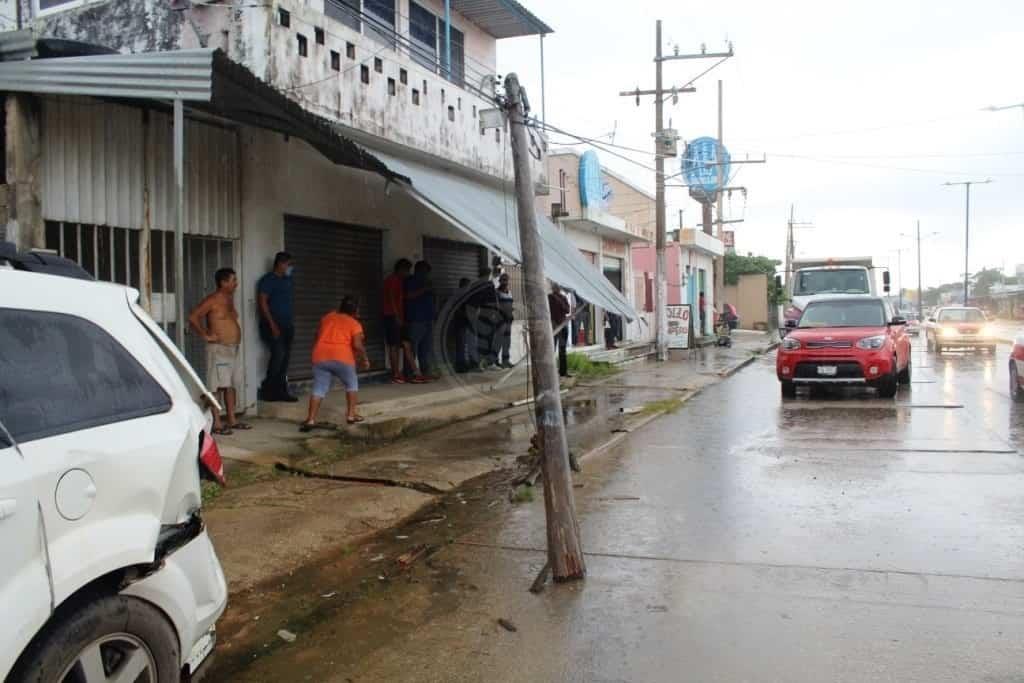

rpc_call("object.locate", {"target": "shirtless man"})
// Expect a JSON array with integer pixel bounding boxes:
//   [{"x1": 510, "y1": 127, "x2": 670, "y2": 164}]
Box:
[{"x1": 188, "y1": 267, "x2": 250, "y2": 435}]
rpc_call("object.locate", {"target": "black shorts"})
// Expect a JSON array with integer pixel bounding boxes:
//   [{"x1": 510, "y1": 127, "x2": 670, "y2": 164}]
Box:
[{"x1": 383, "y1": 315, "x2": 402, "y2": 345}]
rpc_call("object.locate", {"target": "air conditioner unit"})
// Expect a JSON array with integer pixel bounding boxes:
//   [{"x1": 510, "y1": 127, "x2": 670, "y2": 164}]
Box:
[{"x1": 550, "y1": 203, "x2": 570, "y2": 219}]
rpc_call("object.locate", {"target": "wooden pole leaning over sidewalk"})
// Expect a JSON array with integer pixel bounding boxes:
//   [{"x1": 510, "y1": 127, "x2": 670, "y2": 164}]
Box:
[{"x1": 504, "y1": 73, "x2": 586, "y2": 583}]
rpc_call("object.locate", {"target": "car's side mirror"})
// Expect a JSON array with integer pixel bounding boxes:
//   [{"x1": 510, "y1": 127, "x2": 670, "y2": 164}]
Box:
[
  {"x1": 890, "y1": 316, "x2": 907, "y2": 326},
  {"x1": 785, "y1": 319, "x2": 798, "y2": 329},
  {"x1": 927, "y1": 317, "x2": 936, "y2": 323}
]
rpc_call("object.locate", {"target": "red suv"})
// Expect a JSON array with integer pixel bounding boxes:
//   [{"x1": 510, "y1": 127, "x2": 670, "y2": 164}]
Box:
[{"x1": 777, "y1": 297, "x2": 912, "y2": 398}]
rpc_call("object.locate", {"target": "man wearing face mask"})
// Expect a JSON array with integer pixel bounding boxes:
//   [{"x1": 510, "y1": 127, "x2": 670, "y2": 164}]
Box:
[{"x1": 258, "y1": 251, "x2": 298, "y2": 402}]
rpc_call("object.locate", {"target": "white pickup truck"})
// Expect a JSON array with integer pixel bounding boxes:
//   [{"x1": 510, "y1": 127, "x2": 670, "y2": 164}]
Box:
[{"x1": 781, "y1": 257, "x2": 890, "y2": 330}]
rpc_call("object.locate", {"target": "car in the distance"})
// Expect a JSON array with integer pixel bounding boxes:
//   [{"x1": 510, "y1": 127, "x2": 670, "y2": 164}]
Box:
[
  {"x1": 777, "y1": 296, "x2": 912, "y2": 398},
  {"x1": 1011, "y1": 335, "x2": 1024, "y2": 403},
  {"x1": 924, "y1": 306, "x2": 997, "y2": 353},
  {"x1": 1, "y1": 255, "x2": 228, "y2": 682}
]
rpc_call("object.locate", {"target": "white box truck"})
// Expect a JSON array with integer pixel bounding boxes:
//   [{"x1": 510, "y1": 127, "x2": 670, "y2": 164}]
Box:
[{"x1": 781, "y1": 257, "x2": 891, "y2": 329}]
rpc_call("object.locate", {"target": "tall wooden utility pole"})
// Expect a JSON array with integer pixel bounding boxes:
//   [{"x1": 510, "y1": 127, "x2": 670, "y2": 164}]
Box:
[
  {"x1": 619, "y1": 25, "x2": 732, "y2": 359},
  {"x1": 504, "y1": 73, "x2": 586, "y2": 583}
]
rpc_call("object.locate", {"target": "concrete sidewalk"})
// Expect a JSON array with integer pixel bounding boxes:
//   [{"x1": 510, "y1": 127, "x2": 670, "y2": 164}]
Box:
[{"x1": 203, "y1": 330, "x2": 777, "y2": 595}]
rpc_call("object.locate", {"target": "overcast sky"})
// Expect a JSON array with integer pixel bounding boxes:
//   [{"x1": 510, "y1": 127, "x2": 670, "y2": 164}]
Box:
[{"x1": 495, "y1": 0, "x2": 1024, "y2": 289}]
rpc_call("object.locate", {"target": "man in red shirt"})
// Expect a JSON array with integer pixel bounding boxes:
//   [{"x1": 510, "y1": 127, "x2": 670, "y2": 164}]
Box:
[{"x1": 382, "y1": 259, "x2": 416, "y2": 383}]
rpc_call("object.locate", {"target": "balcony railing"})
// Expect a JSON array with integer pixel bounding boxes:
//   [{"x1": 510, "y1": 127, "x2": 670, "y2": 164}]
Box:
[{"x1": 324, "y1": 0, "x2": 480, "y2": 95}]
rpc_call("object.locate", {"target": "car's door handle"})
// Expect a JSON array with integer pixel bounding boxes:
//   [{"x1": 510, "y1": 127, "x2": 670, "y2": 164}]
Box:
[{"x1": 0, "y1": 498, "x2": 17, "y2": 520}]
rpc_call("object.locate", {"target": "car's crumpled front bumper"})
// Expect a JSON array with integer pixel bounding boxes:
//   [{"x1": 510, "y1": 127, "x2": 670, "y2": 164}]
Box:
[{"x1": 120, "y1": 528, "x2": 227, "y2": 676}]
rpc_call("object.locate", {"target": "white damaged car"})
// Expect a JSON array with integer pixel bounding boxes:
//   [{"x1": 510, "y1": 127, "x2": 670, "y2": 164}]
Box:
[{"x1": 1, "y1": 255, "x2": 227, "y2": 682}]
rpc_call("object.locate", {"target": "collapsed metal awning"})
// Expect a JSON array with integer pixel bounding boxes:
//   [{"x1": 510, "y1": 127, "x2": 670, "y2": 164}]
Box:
[{"x1": 367, "y1": 149, "x2": 638, "y2": 321}]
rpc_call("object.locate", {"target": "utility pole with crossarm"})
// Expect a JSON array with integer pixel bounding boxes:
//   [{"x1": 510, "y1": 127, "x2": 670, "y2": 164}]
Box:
[{"x1": 619, "y1": 22, "x2": 733, "y2": 360}]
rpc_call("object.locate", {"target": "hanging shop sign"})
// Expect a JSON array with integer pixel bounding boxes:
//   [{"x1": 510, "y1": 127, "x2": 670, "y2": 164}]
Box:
[
  {"x1": 683, "y1": 136, "x2": 730, "y2": 203},
  {"x1": 579, "y1": 150, "x2": 613, "y2": 208}
]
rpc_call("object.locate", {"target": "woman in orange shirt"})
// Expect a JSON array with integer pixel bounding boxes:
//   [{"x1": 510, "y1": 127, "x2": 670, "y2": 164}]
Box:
[{"x1": 300, "y1": 296, "x2": 371, "y2": 431}]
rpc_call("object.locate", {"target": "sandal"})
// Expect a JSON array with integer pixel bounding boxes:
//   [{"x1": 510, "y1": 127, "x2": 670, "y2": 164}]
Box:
[
  {"x1": 347, "y1": 416, "x2": 365, "y2": 424},
  {"x1": 391, "y1": 376, "x2": 407, "y2": 384},
  {"x1": 211, "y1": 426, "x2": 233, "y2": 436},
  {"x1": 298, "y1": 422, "x2": 315, "y2": 433},
  {"x1": 410, "y1": 376, "x2": 430, "y2": 384},
  {"x1": 228, "y1": 422, "x2": 253, "y2": 430}
]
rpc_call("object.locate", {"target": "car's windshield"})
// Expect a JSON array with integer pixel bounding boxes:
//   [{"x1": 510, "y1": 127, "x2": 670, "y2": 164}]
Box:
[
  {"x1": 794, "y1": 268, "x2": 870, "y2": 296},
  {"x1": 799, "y1": 300, "x2": 886, "y2": 328},
  {"x1": 936, "y1": 308, "x2": 986, "y2": 323}
]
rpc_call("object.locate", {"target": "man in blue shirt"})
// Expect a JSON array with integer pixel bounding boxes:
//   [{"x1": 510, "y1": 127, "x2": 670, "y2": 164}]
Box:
[
  {"x1": 403, "y1": 260, "x2": 436, "y2": 381},
  {"x1": 257, "y1": 251, "x2": 298, "y2": 402}
]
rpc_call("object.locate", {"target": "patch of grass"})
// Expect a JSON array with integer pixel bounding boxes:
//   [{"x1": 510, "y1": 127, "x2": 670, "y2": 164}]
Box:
[
  {"x1": 567, "y1": 352, "x2": 620, "y2": 380},
  {"x1": 510, "y1": 485, "x2": 534, "y2": 504},
  {"x1": 640, "y1": 397, "x2": 685, "y2": 415}
]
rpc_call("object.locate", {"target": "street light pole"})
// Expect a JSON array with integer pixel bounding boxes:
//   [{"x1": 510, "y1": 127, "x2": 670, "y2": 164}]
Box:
[
  {"x1": 943, "y1": 179, "x2": 992, "y2": 306},
  {"x1": 916, "y1": 221, "x2": 922, "y2": 320}
]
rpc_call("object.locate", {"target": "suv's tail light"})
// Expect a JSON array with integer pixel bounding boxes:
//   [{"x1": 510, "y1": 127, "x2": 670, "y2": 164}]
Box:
[{"x1": 199, "y1": 430, "x2": 226, "y2": 487}]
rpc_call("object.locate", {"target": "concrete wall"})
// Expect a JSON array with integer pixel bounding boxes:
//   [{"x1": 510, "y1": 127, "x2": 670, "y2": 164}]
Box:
[{"x1": 723, "y1": 272, "x2": 769, "y2": 330}]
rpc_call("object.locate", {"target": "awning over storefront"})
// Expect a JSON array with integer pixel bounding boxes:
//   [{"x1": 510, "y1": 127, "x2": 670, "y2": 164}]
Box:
[
  {"x1": 0, "y1": 46, "x2": 396, "y2": 180},
  {"x1": 368, "y1": 149, "x2": 638, "y2": 321}
]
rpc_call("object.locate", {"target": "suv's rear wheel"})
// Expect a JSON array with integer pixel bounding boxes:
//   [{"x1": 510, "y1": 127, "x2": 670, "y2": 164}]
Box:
[
  {"x1": 11, "y1": 595, "x2": 179, "y2": 683},
  {"x1": 897, "y1": 355, "x2": 912, "y2": 384}
]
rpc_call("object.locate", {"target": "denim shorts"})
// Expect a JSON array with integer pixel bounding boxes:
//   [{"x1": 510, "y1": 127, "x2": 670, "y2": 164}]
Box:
[{"x1": 312, "y1": 360, "x2": 358, "y2": 397}]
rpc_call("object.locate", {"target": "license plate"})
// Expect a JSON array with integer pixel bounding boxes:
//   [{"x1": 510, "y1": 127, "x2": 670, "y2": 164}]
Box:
[
  {"x1": 186, "y1": 628, "x2": 215, "y2": 674},
  {"x1": 817, "y1": 365, "x2": 838, "y2": 376}
]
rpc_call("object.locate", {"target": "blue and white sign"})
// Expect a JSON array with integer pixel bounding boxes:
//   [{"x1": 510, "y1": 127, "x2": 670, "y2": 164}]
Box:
[
  {"x1": 579, "y1": 150, "x2": 612, "y2": 208},
  {"x1": 683, "y1": 136, "x2": 730, "y2": 201}
]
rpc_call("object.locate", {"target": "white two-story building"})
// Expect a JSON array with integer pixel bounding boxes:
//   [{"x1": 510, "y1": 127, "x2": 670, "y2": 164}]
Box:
[{"x1": 0, "y1": 0, "x2": 634, "y2": 410}]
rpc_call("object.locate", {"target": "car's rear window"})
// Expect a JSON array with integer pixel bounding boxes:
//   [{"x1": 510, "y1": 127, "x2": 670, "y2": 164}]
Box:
[
  {"x1": 800, "y1": 300, "x2": 886, "y2": 328},
  {"x1": 937, "y1": 309, "x2": 985, "y2": 323},
  {"x1": 0, "y1": 308, "x2": 172, "y2": 444}
]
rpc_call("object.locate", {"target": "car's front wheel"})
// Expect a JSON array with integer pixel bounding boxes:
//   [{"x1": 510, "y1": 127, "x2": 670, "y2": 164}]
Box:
[
  {"x1": 781, "y1": 380, "x2": 796, "y2": 398},
  {"x1": 1011, "y1": 363, "x2": 1024, "y2": 403},
  {"x1": 875, "y1": 366, "x2": 899, "y2": 399},
  {"x1": 10, "y1": 595, "x2": 180, "y2": 683}
]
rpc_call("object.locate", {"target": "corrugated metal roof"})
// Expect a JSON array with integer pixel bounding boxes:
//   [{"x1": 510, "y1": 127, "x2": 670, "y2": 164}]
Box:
[
  {"x1": 0, "y1": 48, "x2": 215, "y2": 100},
  {"x1": 451, "y1": 0, "x2": 552, "y2": 38},
  {"x1": 0, "y1": 47, "x2": 395, "y2": 181},
  {"x1": 0, "y1": 30, "x2": 39, "y2": 62}
]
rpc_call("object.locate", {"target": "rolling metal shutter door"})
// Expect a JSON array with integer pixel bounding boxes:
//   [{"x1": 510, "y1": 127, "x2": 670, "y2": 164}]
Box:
[
  {"x1": 423, "y1": 237, "x2": 486, "y2": 312},
  {"x1": 285, "y1": 217, "x2": 384, "y2": 380}
]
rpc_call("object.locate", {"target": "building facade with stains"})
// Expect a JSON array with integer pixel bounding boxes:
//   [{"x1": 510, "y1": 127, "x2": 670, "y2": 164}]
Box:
[{"x1": 0, "y1": 0, "x2": 633, "y2": 412}]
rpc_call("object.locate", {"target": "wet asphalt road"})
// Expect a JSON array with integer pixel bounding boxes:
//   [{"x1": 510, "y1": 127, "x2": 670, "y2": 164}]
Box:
[{"x1": 327, "y1": 341, "x2": 1024, "y2": 683}]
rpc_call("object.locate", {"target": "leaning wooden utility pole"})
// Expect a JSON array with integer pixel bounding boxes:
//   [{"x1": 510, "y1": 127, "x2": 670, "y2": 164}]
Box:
[{"x1": 504, "y1": 73, "x2": 586, "y2": 583}]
